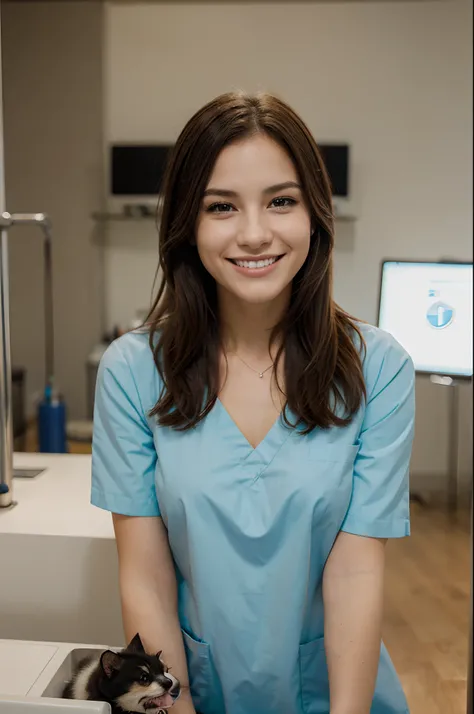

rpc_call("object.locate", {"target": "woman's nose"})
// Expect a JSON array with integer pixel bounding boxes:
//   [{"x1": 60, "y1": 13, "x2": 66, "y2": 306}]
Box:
[{"x1": 237, "y1": 212, "x2": 272, "y2": 249}]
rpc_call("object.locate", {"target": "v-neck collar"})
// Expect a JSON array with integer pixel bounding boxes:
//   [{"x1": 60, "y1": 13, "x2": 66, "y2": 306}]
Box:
[{"x1": 215, "y1": 397, "x2": 293, "y2": 466}]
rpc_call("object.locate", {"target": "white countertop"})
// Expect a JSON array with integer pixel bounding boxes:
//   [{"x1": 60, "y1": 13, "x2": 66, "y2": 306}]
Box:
[
  {"x1": 0, "y1": 638, "x2": 110, "y2": 700},
  {"x1": 0, "y1": 454, "x2": 114, "y2": 539},
  {"x1": 0, "y1": 640, "x2": 59, "y2": 697},
  {"x1": 0, "y1": 640, "x2": 58, "y2": 696}
]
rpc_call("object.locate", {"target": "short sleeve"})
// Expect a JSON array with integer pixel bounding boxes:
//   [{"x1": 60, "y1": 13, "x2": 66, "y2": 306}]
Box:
[
  {"x1": 91, "y1": 338, "x2": 160, "y2": 517},
  {"x1": 340, "y1": 337, "x2": 415, "y2": 539}
]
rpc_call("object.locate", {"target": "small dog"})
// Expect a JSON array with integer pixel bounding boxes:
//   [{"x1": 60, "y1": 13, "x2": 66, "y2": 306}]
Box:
[{"x1": 62, "y1": 633, "x2": 180, "y2": 713}]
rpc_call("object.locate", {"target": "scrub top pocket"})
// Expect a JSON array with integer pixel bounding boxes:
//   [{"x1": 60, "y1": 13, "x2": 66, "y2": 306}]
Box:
[
  {"x1": 182, "y1": 628, "x2": 214, "y2": 714},
  {"x1": 299, "y1": 637, "x2": 330, "y2": 714}
]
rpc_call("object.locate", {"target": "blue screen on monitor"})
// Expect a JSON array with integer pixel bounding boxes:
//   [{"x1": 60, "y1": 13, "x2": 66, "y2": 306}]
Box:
[{"x1": 378, "y1": 261, "x2": 473, "y2": 378}]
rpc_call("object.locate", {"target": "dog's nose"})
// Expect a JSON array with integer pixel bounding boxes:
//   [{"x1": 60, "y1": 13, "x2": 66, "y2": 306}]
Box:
[
  {"x1": 170, "y1": 683, "x2": 180, "y2": 699},
  {"x1": 158, "y1": 676, "x2": 173, "y2": 691}
]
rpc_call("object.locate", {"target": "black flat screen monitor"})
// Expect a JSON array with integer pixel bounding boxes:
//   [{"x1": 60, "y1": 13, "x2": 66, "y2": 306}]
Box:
[
  {"x1": 318, "y1": 144, "x2": 349, "y2": 197},
  {"x1": 111, "y1": 144, "x2": 172, "y2": 196}
]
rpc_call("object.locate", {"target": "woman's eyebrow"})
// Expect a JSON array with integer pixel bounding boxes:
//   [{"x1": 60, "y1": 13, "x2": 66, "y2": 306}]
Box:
[{"x1": 203, "y1": 181, "x2": 302, "y2": 198}]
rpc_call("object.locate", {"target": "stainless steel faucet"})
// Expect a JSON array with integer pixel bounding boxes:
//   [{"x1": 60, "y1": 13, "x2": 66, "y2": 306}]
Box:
[{"x1": 0, "y1": 211, "x2": 52, "y2": 509}]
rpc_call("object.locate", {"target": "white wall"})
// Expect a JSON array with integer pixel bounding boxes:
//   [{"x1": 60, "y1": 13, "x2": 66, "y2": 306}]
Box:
[
  {"x1": 2, "y1": 1, "x2": 105, "y2": 420},
  {"x1": 102, "y1": 0, "x2": 472, "y2": 496}
]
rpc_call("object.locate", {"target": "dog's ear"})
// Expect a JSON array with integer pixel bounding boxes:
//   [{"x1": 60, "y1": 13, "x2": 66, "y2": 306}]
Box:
[
  {"x1": 100, "y1": 650, "x2": 123, "y2": 679},
  {"x1": 126, "y1": 633, "x2": 145, "y2": 654},
  {"x1": 155, "y1": 650, "x2": 163, "y2": 660}
]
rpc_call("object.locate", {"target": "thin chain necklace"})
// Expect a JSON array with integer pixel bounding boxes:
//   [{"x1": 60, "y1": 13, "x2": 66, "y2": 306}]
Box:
[{"x1": 234, "y1": 353, "x2": 274, "y2": 379}]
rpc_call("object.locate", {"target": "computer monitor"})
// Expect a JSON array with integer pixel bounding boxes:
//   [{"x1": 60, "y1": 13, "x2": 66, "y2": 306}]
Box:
[
  {"x1": 111, "y1": 144, "x2": 172, "y2": 196},
  {"x1": 318, "y1": 144, "x2": 349, "y2": 197},
  {"x1": 377, "y1": 260, "x2": 473, "y2": 378}
]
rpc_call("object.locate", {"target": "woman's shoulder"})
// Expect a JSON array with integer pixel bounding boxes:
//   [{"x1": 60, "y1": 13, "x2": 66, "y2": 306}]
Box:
[
  {"x1": 103, "y1": 328, "x2": 153, "y2": 368},
  {"x1": 353, "y1": 321, "x2": 415, "y2": 387},
  {"x1": 101, "y1": 328, "x2": 156, "y2": 368},
  {"x1": 355, "y1": 320, "x2": 409, "y2": 356},
  {"x1": 98, "y1": 328, "x2": 162, "y2": 411}
]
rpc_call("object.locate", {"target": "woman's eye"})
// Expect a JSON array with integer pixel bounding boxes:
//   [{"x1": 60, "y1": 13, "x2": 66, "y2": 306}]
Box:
[
  {"x1": 206, "y1": 202, "x2": 234, "y2": 213},
  {"x1": 271, "y1": 197, "x2": 296, "y2": 209}
]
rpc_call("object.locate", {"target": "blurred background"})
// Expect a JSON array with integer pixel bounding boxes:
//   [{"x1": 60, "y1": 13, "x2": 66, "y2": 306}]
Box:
[{"x1": 0, "y1": 1, "x2": 472, "y2": 712}]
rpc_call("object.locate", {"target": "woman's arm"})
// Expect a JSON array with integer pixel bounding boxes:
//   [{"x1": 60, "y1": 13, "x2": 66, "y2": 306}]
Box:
[
  {"x1": 322, "y1": 334, "x2": 415, "y2": 713},
  {"x1": 113, "y1": 513, "x2": 196, "y2": 714},
  {"x1": 323, "y1": 531, "x2": 387, "y2": 714}
]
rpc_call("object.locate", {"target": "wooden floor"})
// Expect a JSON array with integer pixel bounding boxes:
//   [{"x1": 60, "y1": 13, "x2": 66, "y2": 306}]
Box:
[
  {"x1": 383, "y1": 502, "x2": 471, "y2": 714},
  {"x1": 19, "y1": 425, "x2": 471, "y2": 713}
]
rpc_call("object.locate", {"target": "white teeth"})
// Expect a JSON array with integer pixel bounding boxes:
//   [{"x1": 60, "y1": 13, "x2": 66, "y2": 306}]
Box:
[{"x1": 234, "y1": 257, "x2": 278, "y2": 269}]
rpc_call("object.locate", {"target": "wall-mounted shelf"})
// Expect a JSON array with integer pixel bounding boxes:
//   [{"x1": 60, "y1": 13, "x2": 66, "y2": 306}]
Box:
[
  {"x1": 91, "y1": 211, "x2": 158, "y2": 222},
  {"x1": 334, "y1": 215, "x2": 357, "y2": 223}
]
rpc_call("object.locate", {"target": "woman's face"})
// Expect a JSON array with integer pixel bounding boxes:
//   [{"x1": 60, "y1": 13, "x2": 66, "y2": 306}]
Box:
[{"x1": 196, "y1": 134, "x2": 312, "y2": 307}]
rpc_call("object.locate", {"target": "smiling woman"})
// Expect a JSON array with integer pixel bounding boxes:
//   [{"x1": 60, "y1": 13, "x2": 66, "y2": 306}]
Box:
[
  {"x1": 147, "y1": 91, "x2": 366, "y2": 434},
  {"x1": 91, "y1": 91, "x2": 416, "y2": 714}
]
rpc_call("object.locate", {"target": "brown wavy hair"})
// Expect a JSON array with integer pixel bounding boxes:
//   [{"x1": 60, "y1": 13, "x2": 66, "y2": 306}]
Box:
[{"x1": 145, "y1": 91, "x2": 366, "y2": 433}]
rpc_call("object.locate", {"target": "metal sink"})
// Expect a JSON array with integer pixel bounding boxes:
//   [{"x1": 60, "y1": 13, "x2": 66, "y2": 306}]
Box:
[{"x1": 13, "y1": 468, "x2": 47, "y2": 479}]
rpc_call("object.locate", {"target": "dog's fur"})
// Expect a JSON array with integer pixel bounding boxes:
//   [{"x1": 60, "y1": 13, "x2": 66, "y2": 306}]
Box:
[{"x1": 62, "y1": 633, "x2": 180, "y2": 714}]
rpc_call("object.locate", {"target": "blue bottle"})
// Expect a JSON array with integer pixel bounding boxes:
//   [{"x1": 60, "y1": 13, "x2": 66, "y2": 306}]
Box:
[{"x1": 38, "y1": 384, "x2": 67, "y2": 453}]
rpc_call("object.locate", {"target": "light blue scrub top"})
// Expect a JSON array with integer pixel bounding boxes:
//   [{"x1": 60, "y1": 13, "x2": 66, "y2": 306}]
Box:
[{"x1": 91, "y1": 323, "x2": 415, "y2": 714}]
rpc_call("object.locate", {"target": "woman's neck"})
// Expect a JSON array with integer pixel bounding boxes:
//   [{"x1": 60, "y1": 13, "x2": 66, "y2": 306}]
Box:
[{"x1": 218, "y1": 287, "x2": 290, "y2": 358}]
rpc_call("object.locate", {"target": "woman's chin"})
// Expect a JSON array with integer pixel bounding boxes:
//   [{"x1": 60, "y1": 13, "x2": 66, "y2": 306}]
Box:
[{"x1": 219, "y1": 280, "x2": 292, "y2": 307}]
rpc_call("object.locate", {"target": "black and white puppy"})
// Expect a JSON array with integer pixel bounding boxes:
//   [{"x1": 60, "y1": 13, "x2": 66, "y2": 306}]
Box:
[{"x1": 62, "y1": 633, "x2": 180, "y2": 713}]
